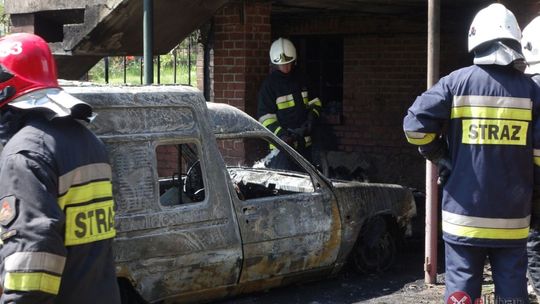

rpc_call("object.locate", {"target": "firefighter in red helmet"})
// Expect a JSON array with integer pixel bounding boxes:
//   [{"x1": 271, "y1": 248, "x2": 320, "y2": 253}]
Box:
[{"x1": 0, "y1": 33, "x2": 120, "y2": 303}]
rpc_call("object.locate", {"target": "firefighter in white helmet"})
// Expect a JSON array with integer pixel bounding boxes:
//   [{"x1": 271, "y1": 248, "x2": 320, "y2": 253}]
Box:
[
  {"x1": 522, "y1": 16, "x2": 540, "y2": 298},
  {"x1": 404, "y1": 4, "x2": 540, "y2": 302},
  {"x1": 257, "y1": 37, "x2": 322, "y2": 170},
  {"x1": 0, "y1": 33, "x2": 120, "y2": 303}
]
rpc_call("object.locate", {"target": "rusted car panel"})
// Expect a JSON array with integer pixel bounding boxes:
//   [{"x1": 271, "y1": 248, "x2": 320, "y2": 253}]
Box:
[
  {"x1": 63, "y1": 85, "x2": 416, "y2": 303},
  {"x1": 330, "y1": 181, "x2": 416, "y2": 273}
]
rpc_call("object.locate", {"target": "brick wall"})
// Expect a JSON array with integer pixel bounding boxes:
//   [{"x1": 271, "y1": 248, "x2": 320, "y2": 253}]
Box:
[
  {"x1": 210, "y1": 1, "x2": 271, "y2": 161},
  {"x1": 272, "y1": 13, "x2": 471, "y2": 189},
  {"x1": 212, "y1": 1, "x2": 271, "y2": 115}
]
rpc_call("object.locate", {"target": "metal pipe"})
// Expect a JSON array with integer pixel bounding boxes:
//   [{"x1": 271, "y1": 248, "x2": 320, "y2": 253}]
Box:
[
  {"x1": 157, "y1": 55, "x2": 161, "y2": 84},
  {"x1": 203, "y1": 20, "x2": 214, "y2": 101},
  {"x1": 425, "y1": 0, "x2": 440, "y2": 285},
  {"x1": 139, "y1": 56, "x2": 143, "y2": 84},
  {"x1": 104, "y1": 57, "x2": 109, "y2": 84},
  {"x1": 173, "y1": 48, "x2": 178, "y2": 84},
  {"x1": 188, "y1": 35, "x2": 192, "y2": 86},
  {"x1": 143, "y1": 0, "x2": 154, "y2": 84},
  {"x1": 123, "y1": 56, "x2": 127, "y2": 84}
]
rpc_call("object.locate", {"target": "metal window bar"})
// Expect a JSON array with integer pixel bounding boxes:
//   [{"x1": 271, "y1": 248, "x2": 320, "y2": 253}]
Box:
[{"x1": 95, "y1": 31, "x2": 197, "y2": 85}]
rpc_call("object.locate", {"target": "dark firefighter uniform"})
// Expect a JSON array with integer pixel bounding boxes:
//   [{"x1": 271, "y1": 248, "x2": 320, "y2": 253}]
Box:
[
  {"x1": 0, "y1": 111, "x2": 120, "y2": 303},
  {"x1": 257, "y1": 69, "x2": 322, "y2": 169},
  {"x1": 403, "y1": 64, "x2": 540, "y2": 301}
]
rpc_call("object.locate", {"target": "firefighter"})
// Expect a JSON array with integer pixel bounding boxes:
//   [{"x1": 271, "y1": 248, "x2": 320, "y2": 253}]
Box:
[
  {"x1": 403, "y1": 4, "x2": 540, "y2": 303},
  {"x1": 522, "y1": 16, "x2": 540, "y2": 298},
  {"x1": 257, "y1": 37, "x2": 322, "y2": 170},
  {"x1": 0, "y1": 33, "x2": 120, "y2": 303}
]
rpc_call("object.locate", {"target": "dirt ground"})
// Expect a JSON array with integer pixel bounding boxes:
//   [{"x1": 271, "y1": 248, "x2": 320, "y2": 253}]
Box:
[{"x1": 215, "y1": 237, "x2": 539, "y2": 304}]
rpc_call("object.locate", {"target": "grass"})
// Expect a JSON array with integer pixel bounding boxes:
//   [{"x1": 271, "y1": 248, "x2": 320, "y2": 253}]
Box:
[{"x1": 87, "y1": 56, "x2": 197, "y2": 86}]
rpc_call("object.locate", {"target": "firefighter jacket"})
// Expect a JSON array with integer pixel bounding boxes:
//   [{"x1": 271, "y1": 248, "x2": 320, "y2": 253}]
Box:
[
  {"x1": 403, "y1": 64, "x2": 540, "y2": 247},
  {"x1": 257, "y1": 69, "x2": 322, "y2": 148},
  {"x1": 0, "y1": 111, "x2": 120, "y2": 303}
]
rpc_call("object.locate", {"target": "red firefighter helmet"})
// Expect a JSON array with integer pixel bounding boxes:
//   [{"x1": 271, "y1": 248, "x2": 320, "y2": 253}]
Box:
[
  {"x1": 0, "y1": 33, "x2": 59, "y2": 107},
  {"x1": 0, "y1": 33, "x2": 92, "y2": 120}
]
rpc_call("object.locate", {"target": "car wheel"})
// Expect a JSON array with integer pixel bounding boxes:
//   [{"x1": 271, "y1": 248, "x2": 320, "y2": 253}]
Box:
[{"x1": 352, "y1": 216, "x2": 397, "y2": 273}]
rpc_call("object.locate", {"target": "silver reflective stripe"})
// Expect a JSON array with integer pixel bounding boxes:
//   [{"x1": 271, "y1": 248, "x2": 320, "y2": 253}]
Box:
[
  {"x1": 276, "y1": 94, "x2": 293, "y2": 104},
  {"x1": 442, "y1": 210, "x2": 530, "y2": 229},
  {"x1": 301, "y1": 91, "x2": 308, "y2": 98},
  {"x1": 535, "y1": 149, "x2": 540, "y2": 157},
  {"x1": 58, "y1": 163, "x2": 112, "y2": 195},
  {"x1": 404, "y1": 131, "x2": 429, "y2": 139},
  {"x1": 5, "y1": 252, "x2": 66, "y2": 275},
  {"x1": 308, "y1": 98, "x2": 321, "y2": 106},
  {"x1": 453, "y1": 95, "x2": 532, "y2": 109},
  {"x1": 258, "y1": 113, "x2": 277, "y2": 124}
]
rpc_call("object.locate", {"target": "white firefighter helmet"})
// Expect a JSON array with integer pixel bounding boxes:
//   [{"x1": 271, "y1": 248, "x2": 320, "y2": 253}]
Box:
[
  {"x1": 269, "y1": 38, "x2": 296, "y2": 65},
  {"x1": 468, "y1": 3, "x2": 521, "y2": 52},
  {"x1": 522, "y1": 16, "x2": 540, "y2": 74}
]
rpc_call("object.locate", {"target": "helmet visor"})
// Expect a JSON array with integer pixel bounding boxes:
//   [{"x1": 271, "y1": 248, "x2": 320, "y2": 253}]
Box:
[
  {"x1": 8, "y1": 88, "x2": 94, "y2": 120},
  {"x1": 0, "y1": 65, "x2": 14, "y2": 83}
]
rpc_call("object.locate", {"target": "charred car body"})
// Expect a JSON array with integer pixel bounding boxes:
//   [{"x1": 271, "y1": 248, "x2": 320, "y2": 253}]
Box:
[{"x1": 64, "y1": 85, "x2": 416, "y2": 303}]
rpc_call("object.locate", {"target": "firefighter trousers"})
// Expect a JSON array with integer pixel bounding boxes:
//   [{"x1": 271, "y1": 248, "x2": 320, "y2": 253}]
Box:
[{"x1": 445, "y1": 242, "x2": 528, "y2": 303}]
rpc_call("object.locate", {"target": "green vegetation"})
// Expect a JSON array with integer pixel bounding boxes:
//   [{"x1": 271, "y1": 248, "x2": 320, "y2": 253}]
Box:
[
  {"x1": 87, "y1": 54, "x2": 197, "y2": 86},
  {"x1": 87, "y1": 36, "x2": 199, "y2": 86}
]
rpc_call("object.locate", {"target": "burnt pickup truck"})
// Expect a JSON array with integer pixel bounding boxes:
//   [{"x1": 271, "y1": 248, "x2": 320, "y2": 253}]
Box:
[{"x1": 63, "y1": 85, "x2": 416, "y2": 304}]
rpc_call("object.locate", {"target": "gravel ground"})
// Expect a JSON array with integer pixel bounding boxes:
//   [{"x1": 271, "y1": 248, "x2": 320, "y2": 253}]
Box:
[{"x1": 214, "y1": 238, "x2": 539, "y2": 304}]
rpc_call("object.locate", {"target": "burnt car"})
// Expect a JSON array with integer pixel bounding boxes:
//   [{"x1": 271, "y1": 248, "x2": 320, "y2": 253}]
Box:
[{"x1": 64, "y1": 85, "x2": 416, "y2": 303}]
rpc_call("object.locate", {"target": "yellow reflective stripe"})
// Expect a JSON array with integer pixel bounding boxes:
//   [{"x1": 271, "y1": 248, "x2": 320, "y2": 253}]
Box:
[
  {"x1": 404, "y1": 131, "x2": 437, "y2": 145},
  {"x1": 65, "y1": 200, "x2": 116, "y2": 246},
  {"x1": 262, "y1": 117, "x2": 277, "y2": 127},
  {"x1": 5, "y1": 252, "x2": 65, "y2": 274},
  {"x1": 58, "y1": 180, "x2": 113, "y2": 210},
  {"x1": 442, "y1": 210, "x2": 529, "y2": 229},
  {"x1": 461, "y1": 119, "x2": 528, "y2": 146},
  {"x1": 276, "y1": 94, "x2": 293, "y2": 104},
  {"x1": 312, "y1": 108, "x2": 320, "y2": 117},
  {"x1": 259, "y1": 114, "x2": 277, "y2": 126},
  {"x1": 443, "y1": 221, "x2": 529, "y2": 240},
  {"x1": 277, "y1": 100, "x2": 295, "y2": 110},
  {"x1": 535, "y1": 149, "x2": 540, "y2": 166},
  {"x1": 274, "y1": 126, "x2": 282, "y2": 136},
  {"x1": 5, "y1": 272, "x2": 61, "y2": 295},
  {"x1": 305, "y1": 136, "x2": 312, "y2": 147},
  {"x1": 453, "y1": 95, "x2": 532, "y2": 109},
  {"x1": 58, "y1": 163, "x2": 112, "y2": 195},
  {"x1": 308, "y1": 98, "x2": 322, "y2": 107},
  {"x1": 451, "y1": 106, "x2": 532, "y2": 121}
]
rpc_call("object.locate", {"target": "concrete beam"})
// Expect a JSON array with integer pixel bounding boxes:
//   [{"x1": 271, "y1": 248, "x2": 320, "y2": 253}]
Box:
[{"x1": 5, "y1": 0, "x2": 107, "y2": 14}]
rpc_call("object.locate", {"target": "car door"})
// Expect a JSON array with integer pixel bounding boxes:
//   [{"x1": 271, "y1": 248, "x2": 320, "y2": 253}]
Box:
[{"x1": 216, "y1": 134, "x2": 342, "y2": 284}]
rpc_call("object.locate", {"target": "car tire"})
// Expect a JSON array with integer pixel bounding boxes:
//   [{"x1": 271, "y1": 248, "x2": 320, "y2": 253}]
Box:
[{"x1": 352, "y1": 216, "x2": 397, "y2": 274}]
